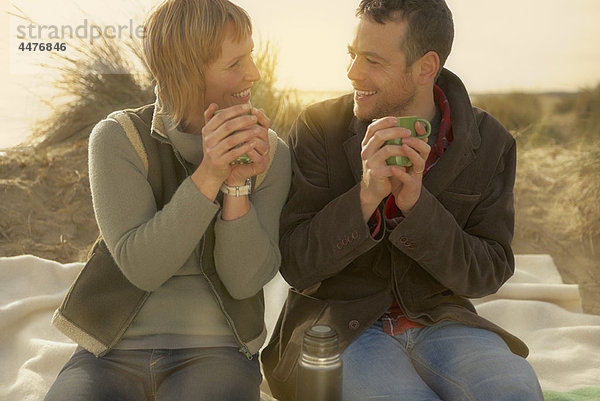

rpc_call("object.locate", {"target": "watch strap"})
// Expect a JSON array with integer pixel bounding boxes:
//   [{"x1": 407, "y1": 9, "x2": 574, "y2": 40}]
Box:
[{"x1": 220, "y1": 178, "x2": 252, "y2": 197}]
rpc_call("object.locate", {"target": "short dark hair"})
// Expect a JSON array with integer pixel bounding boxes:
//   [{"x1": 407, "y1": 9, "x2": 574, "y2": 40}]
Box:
[{"x1": 356, "y1": 0, "x2": 454, "y2": 73}]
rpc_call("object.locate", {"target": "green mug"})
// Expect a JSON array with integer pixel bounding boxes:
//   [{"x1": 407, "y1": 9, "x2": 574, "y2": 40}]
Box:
[
  {"x1": 214, "y1": 109, "x2": 254, "y2": 165},
  {"x1": 385, "y1": 116, "x2": 432, "y2": 166}
]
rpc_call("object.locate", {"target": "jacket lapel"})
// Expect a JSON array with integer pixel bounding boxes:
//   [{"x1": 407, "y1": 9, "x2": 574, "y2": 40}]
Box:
[
  {"x1": 343, "y1": 118, "x2": 369, "y2": 183},
  {"x1": 423, "y1": 69, "x2": 481, "y2": 196}
]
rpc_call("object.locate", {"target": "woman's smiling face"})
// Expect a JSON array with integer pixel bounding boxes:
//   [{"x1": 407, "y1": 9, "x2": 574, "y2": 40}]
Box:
[{"x1": 203, "y1": 23, "x2": 261, "y2": 110}]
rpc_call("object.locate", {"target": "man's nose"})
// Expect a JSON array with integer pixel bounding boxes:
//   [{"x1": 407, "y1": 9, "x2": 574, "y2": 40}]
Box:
[{"x1": 346, "y1": 58, "x2": 364, "y2": 82}]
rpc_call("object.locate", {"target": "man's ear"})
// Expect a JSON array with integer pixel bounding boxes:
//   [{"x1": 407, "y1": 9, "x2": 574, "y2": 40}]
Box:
[{"x1": 415, "y1": 51, "x2": 440, "y2": 86}]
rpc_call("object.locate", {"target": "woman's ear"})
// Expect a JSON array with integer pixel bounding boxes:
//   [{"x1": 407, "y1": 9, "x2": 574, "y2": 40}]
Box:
[{"x1": 415, "y1": 51, "x2": 440, "y2": 86}]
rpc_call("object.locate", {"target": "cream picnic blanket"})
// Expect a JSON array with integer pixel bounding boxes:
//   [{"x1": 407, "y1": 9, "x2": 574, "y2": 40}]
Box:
[{"x1": 1, "y1": 254, "x2": 599, "y2": 401}]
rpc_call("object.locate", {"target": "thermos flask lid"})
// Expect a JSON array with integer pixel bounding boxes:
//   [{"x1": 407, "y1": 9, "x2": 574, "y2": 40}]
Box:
[
  {"x1": 308, "y1": 325, "x2": 335, "y2": 337},
  {"x1": 302, "y1": 325, "x2": 340, "y2": 358}
]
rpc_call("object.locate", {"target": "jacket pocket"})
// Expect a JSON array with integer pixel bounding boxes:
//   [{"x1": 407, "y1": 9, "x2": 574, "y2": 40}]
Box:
[{"x1": 437, "y1": 190, "x2": 481, "y2": 227}]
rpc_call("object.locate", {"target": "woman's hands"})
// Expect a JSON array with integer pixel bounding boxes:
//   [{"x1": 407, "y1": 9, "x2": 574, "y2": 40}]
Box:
[{"x1": 191, "y1": 103, "x2": 271, "y2": 201}]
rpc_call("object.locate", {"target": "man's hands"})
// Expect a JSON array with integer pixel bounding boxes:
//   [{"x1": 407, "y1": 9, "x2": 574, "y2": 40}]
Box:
[
  {"x1": 191, "y1": 103, "x2": 271, "y2": 201},
  {"x1": 360, "y1": 117, "x2": 431, "y2": 220}
]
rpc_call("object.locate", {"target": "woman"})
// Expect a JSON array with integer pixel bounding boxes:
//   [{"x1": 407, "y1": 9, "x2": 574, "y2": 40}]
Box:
[{"x1": 45, "y1": 0, "x2": 291, "y2": 399}]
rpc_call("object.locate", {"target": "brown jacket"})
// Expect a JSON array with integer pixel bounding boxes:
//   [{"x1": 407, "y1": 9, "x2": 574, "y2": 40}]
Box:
[{"x1": 261, "y1": 69, "x2": 527, "y2": 400}]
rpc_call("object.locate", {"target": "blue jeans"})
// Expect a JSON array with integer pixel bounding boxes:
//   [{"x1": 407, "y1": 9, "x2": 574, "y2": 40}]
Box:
[
  {"x1": 44, "y1": 346, "x2": 262, "y2": 401},
  {"x1": 342, "y1": 321, "x2": 543, "y2": 401}
]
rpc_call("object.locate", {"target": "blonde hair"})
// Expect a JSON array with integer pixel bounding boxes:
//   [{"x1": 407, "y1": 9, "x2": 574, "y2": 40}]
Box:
[{"x1": 142, "y1": 0, "x2": 252, "y2": 127}]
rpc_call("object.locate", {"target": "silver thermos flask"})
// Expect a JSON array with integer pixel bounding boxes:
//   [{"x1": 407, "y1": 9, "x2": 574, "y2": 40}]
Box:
[{"x1": 296, "y1": 324, "x2": 343, "y2": 401}]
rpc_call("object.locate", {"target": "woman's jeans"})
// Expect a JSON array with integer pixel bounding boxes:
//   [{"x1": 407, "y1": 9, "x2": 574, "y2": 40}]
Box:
[
  {"x1": 44, "y1": 346, "x2": 262, "y2": 401},
  {"x1": 342, "y1": 321, "x2": 543, "y2": 401}
]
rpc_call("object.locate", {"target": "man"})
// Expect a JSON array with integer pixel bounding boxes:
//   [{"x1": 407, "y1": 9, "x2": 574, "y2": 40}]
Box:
[{"x1": 262, "y1": 0, "x2": 543, "y2": 400}]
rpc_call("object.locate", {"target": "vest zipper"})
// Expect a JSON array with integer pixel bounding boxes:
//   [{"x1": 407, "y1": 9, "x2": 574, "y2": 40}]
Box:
[
  {"x1": 198, "y1": 237, "x2": 254, "y2": 360},
  {"x1": 157, "y1": 130, "x2": 254, "y2": 360}
]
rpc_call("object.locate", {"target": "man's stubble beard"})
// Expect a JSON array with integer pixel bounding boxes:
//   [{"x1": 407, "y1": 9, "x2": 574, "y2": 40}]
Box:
[
  {"x1": 354, "y1": 77, "x2": 417, "y2": 123},
  {"x1": 354, "y1": 90, "x2": 416, "y2": 123}
]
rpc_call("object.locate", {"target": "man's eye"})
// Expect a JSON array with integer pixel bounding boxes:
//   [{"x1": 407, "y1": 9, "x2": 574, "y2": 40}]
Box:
[
  {"x1": 229, "y1": 61, "x2": 240, "y2": 68},
  {"x1": 366, "y1": 58, "x2": 378, "y2": 65}
]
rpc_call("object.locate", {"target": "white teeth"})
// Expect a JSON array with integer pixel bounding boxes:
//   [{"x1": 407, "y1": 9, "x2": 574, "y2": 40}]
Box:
[
  {"x1": 233, "y1": 88, "x2": 251, "y2": 98},
  {"x1": 356, "y1": 90, "x2": 377, "y2": 96}
]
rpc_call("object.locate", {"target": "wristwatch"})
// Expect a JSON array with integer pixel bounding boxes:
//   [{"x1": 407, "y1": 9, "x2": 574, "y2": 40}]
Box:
[{"x1": 220, "y1": 178, "x2": 252, "y2": 197}]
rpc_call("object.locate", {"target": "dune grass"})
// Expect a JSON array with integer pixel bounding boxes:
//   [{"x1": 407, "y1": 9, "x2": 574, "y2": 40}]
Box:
[
  {"x1": 33, "y1": 33, "x2": 154, "y2": 147},
  {"x1": 473, "y1": 92, "x2": 543, "y2": 132},
  {"x1": 251, "y1": 40, "x2": 303, "y2": 140},
  {"x1": 474, "y1": 89, "x2": 600, "y2": 311},
  {"x1": 476, "y1": 90, "x2": 600, "y2": 260},
  {"x1": 554, "y1": 83, "x2": 600, "y2": 135}
]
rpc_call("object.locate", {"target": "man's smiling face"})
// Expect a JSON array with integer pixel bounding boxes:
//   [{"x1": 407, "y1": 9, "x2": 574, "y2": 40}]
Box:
[{"x1": 347, "y1": 16, "x2": 417, "y2": 122}]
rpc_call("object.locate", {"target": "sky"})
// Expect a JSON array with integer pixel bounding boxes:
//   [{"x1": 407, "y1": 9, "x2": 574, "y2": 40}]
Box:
[{"x1": 2, "y1": 0, "x2": 600, "y2": 147}]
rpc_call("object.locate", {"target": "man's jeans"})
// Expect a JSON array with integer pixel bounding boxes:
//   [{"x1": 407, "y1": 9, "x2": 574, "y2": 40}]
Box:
[
  {"x1": 44, "y1": 346, "x2": 262, "y2": 401},
  {"x1": 342, "y1": 320, "x2": 543, "y2": 401}
]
